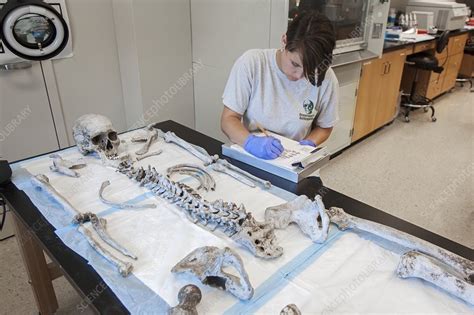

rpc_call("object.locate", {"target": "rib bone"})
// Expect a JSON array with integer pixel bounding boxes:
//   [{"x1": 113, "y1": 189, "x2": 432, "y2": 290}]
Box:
[
  {"x1": 99, "y1": 180, "x2": 157, "y2": 209},
  {"x1": 167, "y1": 164, "x2": 216, "y2": 192},
  {"x1": 78, "y1": 224, "x2": 133, "y2": 277},
  {"x1": 160, "y1": 130, "x2": 218, "y2": 166},
  {"x1": 397, "y1": 251, "x2": 474, "y2": 305},
  {"x1": 327, "y1": 207, "x2": 474, "y2": 281},
  {"x1": 215, "y1": 159, "x2": 271, "y2": 189},
  {"x1": 74, "y1": 212, "x2": 138, "y2": 260},
  {"x1": 265, "y1": 195, "x2": 329, "y2": 243}
]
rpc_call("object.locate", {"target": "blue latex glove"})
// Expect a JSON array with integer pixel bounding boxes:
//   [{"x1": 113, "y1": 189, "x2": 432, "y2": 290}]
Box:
[
  {"x1": 244, "y1": 135, "x2": 284, "y2": 160},
  {"x1": 299, "y1": 139, "x2": 317, "y2": 147}
]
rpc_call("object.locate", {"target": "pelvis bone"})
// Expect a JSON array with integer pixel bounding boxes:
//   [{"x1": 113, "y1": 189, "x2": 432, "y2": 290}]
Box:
[
  {"x1": 265, "y1": 195, "x2": 330, "y2": 243},
  {"x1": 171, "y1": 246, "x2": 254, "y2": 300}
]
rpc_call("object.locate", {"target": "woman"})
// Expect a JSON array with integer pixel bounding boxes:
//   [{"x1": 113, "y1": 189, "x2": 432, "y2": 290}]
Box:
[{"x1": 220, "y1": 11, "x2": 339, "y2": 160}]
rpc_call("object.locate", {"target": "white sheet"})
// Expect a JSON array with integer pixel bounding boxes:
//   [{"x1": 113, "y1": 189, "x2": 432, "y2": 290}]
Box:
[{"x1": 11, "y1": 128, "x2": 473, "y2": 313}]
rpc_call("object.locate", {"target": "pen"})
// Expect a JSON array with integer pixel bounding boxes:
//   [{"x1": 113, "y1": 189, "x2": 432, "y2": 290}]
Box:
[{"x1": 256, "y1": 122, "x2": 270, "y2": 137}]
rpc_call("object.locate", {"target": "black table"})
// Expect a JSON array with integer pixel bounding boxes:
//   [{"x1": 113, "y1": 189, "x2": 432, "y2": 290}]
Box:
[{"x1": 1, "y1": 120, "x2": 472, "y2": 314}]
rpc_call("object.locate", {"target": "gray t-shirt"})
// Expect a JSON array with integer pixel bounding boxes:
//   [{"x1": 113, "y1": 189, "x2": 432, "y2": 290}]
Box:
[{"x1": 223, "y1": 49, "x2": 339, "y2": 141}]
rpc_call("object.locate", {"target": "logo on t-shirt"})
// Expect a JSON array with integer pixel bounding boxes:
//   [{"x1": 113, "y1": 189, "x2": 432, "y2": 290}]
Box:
[{"x1": 300, "y1": 99, "x2": 316, "y2": 121}]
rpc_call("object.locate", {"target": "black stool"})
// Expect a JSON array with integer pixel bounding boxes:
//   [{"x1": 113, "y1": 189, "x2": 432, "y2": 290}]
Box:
[{"x1": 401, "y1": 31, "x2": 450, "y2": 123}]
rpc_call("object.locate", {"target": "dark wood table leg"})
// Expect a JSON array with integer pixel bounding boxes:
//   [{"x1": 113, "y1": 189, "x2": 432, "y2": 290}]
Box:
[{"x1": 12, "y1": 212, "x2": 59, "y2": 315}]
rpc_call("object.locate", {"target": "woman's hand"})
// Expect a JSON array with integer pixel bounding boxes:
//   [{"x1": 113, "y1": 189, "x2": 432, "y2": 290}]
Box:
[{"x1": 244, "y1": 135, "x2": 284, "y2": 160}]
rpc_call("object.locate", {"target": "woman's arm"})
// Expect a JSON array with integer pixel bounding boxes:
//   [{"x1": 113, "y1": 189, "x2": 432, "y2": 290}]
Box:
[
  {"x1": 221, "y1": 106, "x2": 250, "y2": 146},
  {"x1": 303, "y1": 126, "x2": 333, "y2": 147}
]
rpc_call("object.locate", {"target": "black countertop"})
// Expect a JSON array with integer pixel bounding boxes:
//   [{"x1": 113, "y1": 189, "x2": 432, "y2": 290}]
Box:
[
  {"x1": 1, "y1": 120, "x2": 473, "y2": 314},
  {"x1": 383, "y1": 27, "x2": 474, "y2": 53}
]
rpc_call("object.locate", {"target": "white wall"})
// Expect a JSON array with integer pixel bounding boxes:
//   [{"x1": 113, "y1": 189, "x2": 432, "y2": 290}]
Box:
[
  {"x1": 113, "y1": 0, "x2": 195, "y2": 130},
  {"x1": 50, "y1": 0, "x2": 128, "y2": 145},
  {"x1": 192, "y1": 0, "x2": 287, "y2": 142}
]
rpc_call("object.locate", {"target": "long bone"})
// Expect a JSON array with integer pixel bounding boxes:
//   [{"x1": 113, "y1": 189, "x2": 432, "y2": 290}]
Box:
[
  {"x1": 210, "y1": 163, "x2": 256, "y2": 188},
  {"x1": 168, "y1": 284, "x2": 202, "y2": 315},
  {"x1": 327, "y1": 207, "x2": 474, "y2": 281},
  {"x1": 159, "y1": 130, "x2": 219, "y2": 166},
  {"x1": 31, "y1": 174, "x2": 136, "y2": 275},
  {"x1": 74, "y1": 212, "x2": 138, "y2": 260},
  {"x1": 136, "y1": 125, "x2": 159, "y2": 156},
  {"x1": 265, "y1": 195, "x2": 330, "y2": 243},
  {"x1": 31, "y1": 174, "x2": 79, "y2": 216},
  {"x1": 215, "y1": 159, "x2": 271, "y2": 189},
  {"x1": 397, "y1": 251, "x2": 474, "y2": 305},
  {"x1": 136, "y1": 150, "x2": 163, "y2": 161},
  {"x1": 78, "y1": 224, "x2": 133, "y2": 277},
  {"x1": 167, "y1": 164, "x2": 216, "y2": 192},
  {"x1": 99, "y1": 180, "x2": 157, "y2": 209},
  {"x1": 49, "y1": 154, "x2": 87, "y2": 177},
  {"x1": 118, "y1": 162, "x2": 283, "y2": 259}
]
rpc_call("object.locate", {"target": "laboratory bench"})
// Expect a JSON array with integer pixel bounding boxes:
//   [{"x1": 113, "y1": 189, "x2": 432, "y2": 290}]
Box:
[
  {"x1": 1, "y1": 120, "x2": 473, "y2": 314},
  {"x1": 351, "y1": 28, "x2": 474, "y2": 142}
]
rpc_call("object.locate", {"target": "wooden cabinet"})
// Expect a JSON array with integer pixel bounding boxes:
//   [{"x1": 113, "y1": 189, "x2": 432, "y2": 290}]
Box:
[
  {"x1": 352, "y1": 49, "x2": 407, "y2": 142},
  {"x1": 401, "y1": 33, "x2": 469, "y2": 100}
]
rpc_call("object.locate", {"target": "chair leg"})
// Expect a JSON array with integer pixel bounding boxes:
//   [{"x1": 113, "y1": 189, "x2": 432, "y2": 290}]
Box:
[
  {"x1": 404, "y1": 108, "x2": 411, "y2": 123},
  {"x1": 430, "y1": 106, "x2": 437, "y2": 122}
]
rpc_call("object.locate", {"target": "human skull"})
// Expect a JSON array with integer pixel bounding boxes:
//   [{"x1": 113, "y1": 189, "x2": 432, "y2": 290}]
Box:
[{"x1": 72, "y1": 114, "x2": 120, "y2": 159}]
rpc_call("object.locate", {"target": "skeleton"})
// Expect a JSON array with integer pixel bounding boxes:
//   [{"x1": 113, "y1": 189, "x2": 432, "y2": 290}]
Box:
[
  {"x1": 167, "y1": 164, "x2": 216, "y2": 192},
  {"x1": 49, "y1": 154, "x2": 87, "y2": 177},
  {"x1": 73, "y1": 212, "x2": 138, "y2": 260},
  {"x1": 118, "y1": 161, "x2": 283, "y2": 259},
  {"x1": 211, "y1": 159, "x2": 272, "y2": 189},
  {"x1": 171, "y1": 246, "x2": 254, "y2": 300},
  {"x1": 160, "y1": 130, "x2": 219, "y2": 166},
  {"x1": 397, "y1": 251, "x2": 473, "y2": 305},
  {"x1": 72, "y1": 114, "x2": 121, "y2": 160},
  {"x1": 136, "y1": 150, "x2": 163, "y2": 161},
  {"x1": 31, "y1": 174, "x2": 136, "y2": 276},
  {"x1": 168, "y1": 285, "x2": 202, "y2": 315},
  {"x1": 135, "y1": 125, "x2": 159, "y2": 156},
  {"x1": 99, "y1": 180, "x2": 157, "y2": 209},
  {"x1": 327, "y1": 207, "x2": 474, "y2": 303},
  {"x1": 280, "y1": 304, "x2": 302, "y2": 315},
  {"x1": 265, "y1": 195, "x2": 329, "y2": 243}
]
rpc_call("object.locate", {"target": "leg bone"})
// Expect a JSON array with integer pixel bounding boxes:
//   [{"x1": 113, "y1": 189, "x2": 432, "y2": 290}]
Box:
[
  {"x1": 397, "y1": 251, "x2": 473, "y2": 305},
  {"x1": 327, "y1": 207, "x2": 474, "y2": 280},
  {"x1": 78, "y1": 224, "x2": 133, "y2": 277},
  {"x1": 216, "y1": 159, "x2": 271, "y2": 189}
]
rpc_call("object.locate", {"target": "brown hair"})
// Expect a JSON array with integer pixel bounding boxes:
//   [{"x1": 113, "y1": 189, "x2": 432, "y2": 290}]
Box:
[{"x1": 286, "y1": 11, "x2": 336, "y2": 87}]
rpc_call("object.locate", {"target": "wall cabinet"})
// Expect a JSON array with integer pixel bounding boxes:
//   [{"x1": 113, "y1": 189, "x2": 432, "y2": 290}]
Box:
[{"x1": 352, "y1": 48, "x2": 408, "y2": 142}]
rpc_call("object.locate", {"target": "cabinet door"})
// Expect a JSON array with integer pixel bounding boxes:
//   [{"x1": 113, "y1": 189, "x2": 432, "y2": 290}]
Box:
[
  {"x1": 0, "y1": 62, "x2": 60, "y2": 161},
  {"x1": 352, "y1": 58, "x2": 384, "y2": 142},
  {"x1": 441, "y1": 52, "x2": 464, "y2": 93},
  {"x1": 374, "y1": 50, "x2": 407, "y2": 128}
]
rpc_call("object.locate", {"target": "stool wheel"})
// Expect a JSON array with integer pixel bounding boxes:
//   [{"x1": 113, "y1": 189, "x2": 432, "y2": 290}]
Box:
[
  {"x1": 423, "y1": 107, "x2": 429, "y2": 112},
  {"x1": 432, "y1": 117, "x2": 437, "y2": 122},
  {"x1": 405, "y1": 116, "x2": 410, "y2": 123}
]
